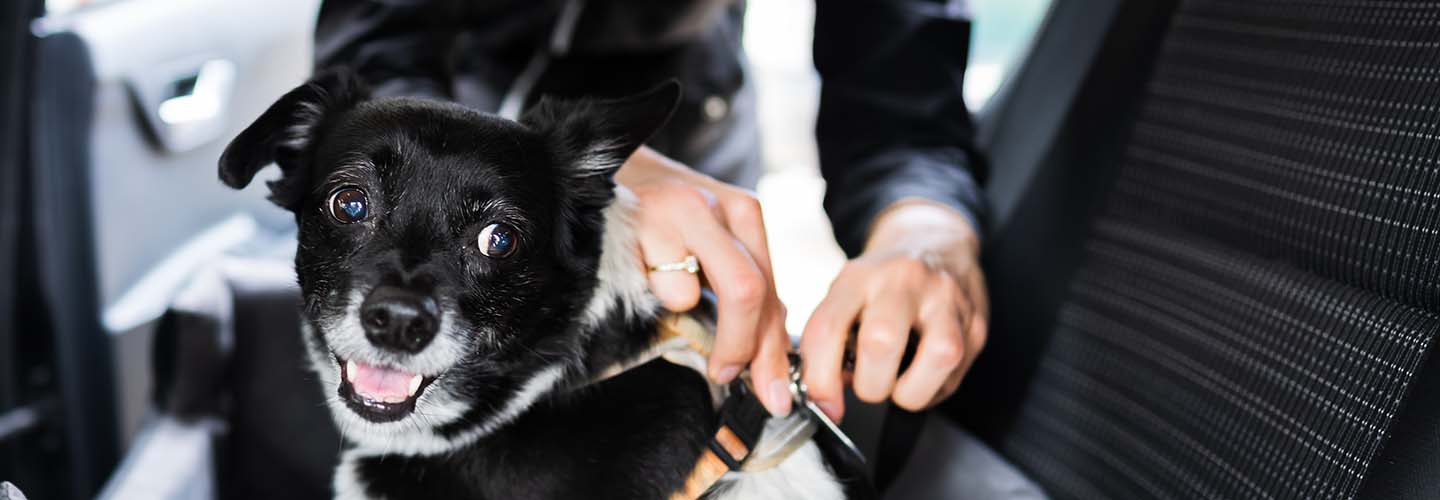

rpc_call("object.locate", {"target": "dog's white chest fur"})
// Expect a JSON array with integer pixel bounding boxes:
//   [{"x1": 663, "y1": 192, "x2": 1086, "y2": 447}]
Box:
[{"x1": 713, "y1": 443, "x2": 846, "y2": 500}]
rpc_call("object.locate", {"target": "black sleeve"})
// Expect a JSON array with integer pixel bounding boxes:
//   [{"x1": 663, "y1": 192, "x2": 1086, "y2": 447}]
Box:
[
  {"x1": 813, "y1": 0, "x2": 987, "y2": 257},
  {"x1": 314, "y1": 0, "x2": 465, "y2": 100}
]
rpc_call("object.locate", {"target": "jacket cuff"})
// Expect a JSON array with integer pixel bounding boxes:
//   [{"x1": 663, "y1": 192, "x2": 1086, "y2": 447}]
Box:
[{"x1": 824, "y1": 152, "x2": 985, "y2": 258}]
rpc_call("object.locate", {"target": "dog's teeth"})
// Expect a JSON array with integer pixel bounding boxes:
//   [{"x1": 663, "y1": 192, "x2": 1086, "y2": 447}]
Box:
[
  {"x1": 346, "y1": 360, "x2": 358, "y2": 383},
  {"x1": 407, "y1": 373, "x2": 424, "y2": 397}
]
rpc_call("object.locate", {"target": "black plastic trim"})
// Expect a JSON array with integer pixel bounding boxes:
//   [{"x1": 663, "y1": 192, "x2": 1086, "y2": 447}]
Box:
[{"x1": 29, "y1": 31, "x2": 118, "y2": 499}]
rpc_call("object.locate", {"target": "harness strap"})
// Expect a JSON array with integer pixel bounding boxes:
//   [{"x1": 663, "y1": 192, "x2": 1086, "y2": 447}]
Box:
[
  {"x1": 671, "y1": 378, "x2": 769, "y2": 500},
  {"x1": 595, "y1": 314, "x2": 802, "y2": 499},
  {"x1": 648, "y1": 314, "x2": 769, "y2": 499}
]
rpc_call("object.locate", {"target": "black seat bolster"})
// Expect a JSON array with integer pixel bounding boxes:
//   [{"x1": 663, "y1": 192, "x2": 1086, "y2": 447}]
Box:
[
  {"x1": 148, "y1": 256, "x2": 339, "y2": 500},
  {"x1": 152, "y1": 267, "x2": 235, "y2": 420}
]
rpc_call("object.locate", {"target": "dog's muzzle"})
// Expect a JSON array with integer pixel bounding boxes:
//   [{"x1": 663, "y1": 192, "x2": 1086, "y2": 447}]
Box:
[{"x1": 335, "y1": 355, "x2": 439, "y2": 422}]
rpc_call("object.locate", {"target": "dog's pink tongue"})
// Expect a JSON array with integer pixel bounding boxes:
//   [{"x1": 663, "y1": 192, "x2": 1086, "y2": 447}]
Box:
[{"x1": 347, "y1": 360, "x2": 419, "y2": 403}]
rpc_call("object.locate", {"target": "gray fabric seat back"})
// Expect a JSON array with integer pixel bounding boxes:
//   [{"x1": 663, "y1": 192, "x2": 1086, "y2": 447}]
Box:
[{"x1": 978, "y1": 1, "x2": 1440, "y2": 498}]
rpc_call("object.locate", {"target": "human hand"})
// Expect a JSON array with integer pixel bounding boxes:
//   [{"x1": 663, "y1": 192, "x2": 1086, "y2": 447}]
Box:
[
  {"x1": 615, "y1": 146, "x2": 794, "y2": 417},
  {"x1": 800, "y1": 200, "x2": 988, "y2": 421}
]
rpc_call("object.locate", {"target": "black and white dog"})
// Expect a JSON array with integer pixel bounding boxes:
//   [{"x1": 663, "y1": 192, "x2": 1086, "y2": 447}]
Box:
[{"x1": 218, "y1": 70, "x2": 846, "y2": 499}]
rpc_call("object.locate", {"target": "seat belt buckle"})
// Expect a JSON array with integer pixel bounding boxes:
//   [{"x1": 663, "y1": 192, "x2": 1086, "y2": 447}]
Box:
[{"x1": 788, "y1": 352, "x2": 867, "y2": 469}]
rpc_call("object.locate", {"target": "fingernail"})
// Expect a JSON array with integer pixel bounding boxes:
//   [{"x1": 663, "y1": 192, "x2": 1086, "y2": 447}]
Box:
[
  {"x1": 713, "y1": 365, "x2": 741, "y2": 384},
  {"x1": 767, "y1": 379, "x2": 793, "y2": 417},
  {"x1": 817, "y1": 401, "x2": 840, "y2": 420}
]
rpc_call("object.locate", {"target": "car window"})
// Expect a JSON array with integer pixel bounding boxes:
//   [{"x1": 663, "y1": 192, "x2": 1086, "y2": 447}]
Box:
[{"x1": 967, "y1": 0, "x2": 1054, "y2": 111}]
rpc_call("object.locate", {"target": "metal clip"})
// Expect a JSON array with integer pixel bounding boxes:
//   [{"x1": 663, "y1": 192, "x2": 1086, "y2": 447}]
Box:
[
  {"x1": 742, "y1": 352, "x2": 817, "y2": 471},
  {"x1": 790, "y1": 352, "x2": 864, "y2": 470},
  {"x1": 786, "y1": 352, "x2": 807, "y2": 406}
]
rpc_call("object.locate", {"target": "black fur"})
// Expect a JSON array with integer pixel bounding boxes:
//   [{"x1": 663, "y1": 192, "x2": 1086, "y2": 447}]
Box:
[
  {"x1": 220, "y1": 69, "x2": 729, "y2": 499},
  {"x1": 357, "y1": 360, "x2": 713, "y2": 500}
]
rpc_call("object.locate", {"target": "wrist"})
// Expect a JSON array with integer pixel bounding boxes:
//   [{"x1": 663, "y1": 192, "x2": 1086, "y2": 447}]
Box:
[
  {"x1": 616, "y1": 145, "x2": 700, "y2": 187},
  {"x1": 863, "y1": 198, "x2": 980, "y2": 263}
]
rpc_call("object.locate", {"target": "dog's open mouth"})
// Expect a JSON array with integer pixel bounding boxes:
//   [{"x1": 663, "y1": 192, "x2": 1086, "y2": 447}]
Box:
[{"x1": 336, "y1": 356, "x2": 438, "y2": 422}]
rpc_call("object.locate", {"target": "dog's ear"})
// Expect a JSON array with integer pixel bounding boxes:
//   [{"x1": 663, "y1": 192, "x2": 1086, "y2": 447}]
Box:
[
  {"x1": 521, "y1": 80, "x2": 681, "y2": 183},
  {"x1": 218, "y1": 68, "x2": 367, "y2": 210}
]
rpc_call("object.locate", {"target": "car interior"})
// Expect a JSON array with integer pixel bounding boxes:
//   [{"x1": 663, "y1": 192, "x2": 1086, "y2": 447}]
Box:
[{"x1": 2, "y1": 0, "x2": 1438, "y2": 499}]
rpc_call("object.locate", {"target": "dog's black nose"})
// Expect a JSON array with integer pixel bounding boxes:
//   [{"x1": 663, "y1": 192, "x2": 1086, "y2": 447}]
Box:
[{"x1": 360, "y1": 286, "x2": 441, "y2": 353}]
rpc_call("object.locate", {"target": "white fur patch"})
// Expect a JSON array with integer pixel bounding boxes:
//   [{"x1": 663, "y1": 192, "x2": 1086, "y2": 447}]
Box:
[
  {"x1": 332, "y1": 450, "x2": 372, "y2": 500},
  {"x1": 713, "y1": 441, "x2": 845, "y2": 500},
  {"x1": 281, "y1": 99, "x2": 325, "y2": 150},
  {"x1": 440, "y1": 363, "x2": 567, "y2": 442},
  {"x1": 582, "y1": 186, "x2": 658, "y2": 327}
]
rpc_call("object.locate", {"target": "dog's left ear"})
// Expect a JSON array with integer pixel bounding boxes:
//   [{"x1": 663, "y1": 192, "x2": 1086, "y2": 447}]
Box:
[
  {"x1": 521, "y1": 80, "x2": 682, "y2": 184},
  {"x1": 218, "y1": 68, "x2": 368, "y2": 210}
]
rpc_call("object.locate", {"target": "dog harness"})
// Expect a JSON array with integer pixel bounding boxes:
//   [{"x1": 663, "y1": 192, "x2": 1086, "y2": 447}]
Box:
[{"x1": 593, "y1": 313, "x2": 866, "y2": 500}]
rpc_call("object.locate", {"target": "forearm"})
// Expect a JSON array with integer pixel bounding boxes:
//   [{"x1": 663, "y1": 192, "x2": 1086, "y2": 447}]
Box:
[{"x1": 813, "y1": 0, "x2": 987, "y2": 256}]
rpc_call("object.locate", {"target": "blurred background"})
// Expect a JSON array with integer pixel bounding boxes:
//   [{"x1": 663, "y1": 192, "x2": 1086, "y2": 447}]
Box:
[{"x1": 0, "y1": 0, "x2": 1050, "y2": 498}]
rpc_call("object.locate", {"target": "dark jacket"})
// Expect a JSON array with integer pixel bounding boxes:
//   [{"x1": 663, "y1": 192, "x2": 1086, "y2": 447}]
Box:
[{"x1": 315, "y1": 0, "x2": 985, "y2": 255}]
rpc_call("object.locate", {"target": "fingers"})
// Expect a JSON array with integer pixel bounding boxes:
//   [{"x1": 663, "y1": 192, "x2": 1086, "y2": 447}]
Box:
[
  {"x1": 892, "y1": 281, "x2": 966, "y2": 411},
  {"x1": 851, "y1": 282, "x2": 919, "y2": 404},
  {"x1": 801, "y1": 279, "x2": 864, "y2": 421},
  {"x1": 920, "y1": 316, "x2": 979, "y2": 410},
  {"x1": 796, "y1": 199, "x2": 990, "y2": 417},
  {"x1": 925, "y1": 314, "x2": 981, "y2": 409},
  {"x1": 749, "y1": 309, "x2": 794, "y2": 416},
  {"x1": 803, "y1": 256, "x2": 987, "y2": 419},
  {"x1": 632, "y1": 180, "x2": 791, "y2": 415},
  {"x1": 935, "y1": 268, "x2": 988, "y2": 408},
  {"x1": 718, "y1": 193, "x2": 792, "y2": 416},
  {"x1": 638, "y1": 220, "x2": 701, "y2": 312},
  {"x1": 676, "y1": 205, "x2": 767, "y2": 382},
  {"x1": 965, "y1": 266, "x2": 991, "y2": 325},
  {"x1": 941, "y1": 299, "x2": 988, "y2": 405},
  {"x1": 719, "y1": 194, "x2": 775, "y2": 279},
  {"x1": 620, "y1": 154, "x2": 793, "y2": 414},
  {"x1": 929, "y1": 368, "x2": 967, "y2": 409}
]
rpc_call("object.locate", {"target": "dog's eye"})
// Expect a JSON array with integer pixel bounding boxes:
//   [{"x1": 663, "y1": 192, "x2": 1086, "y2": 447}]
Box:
[
  {"x1": 328, "y1": 187, "x2": 370, "y2": 224},
  {"x1": 477, "y1": 223, "x2": 517, "y2": 258}
]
